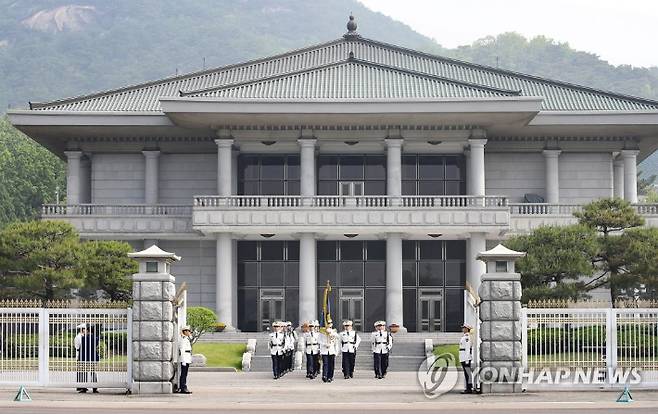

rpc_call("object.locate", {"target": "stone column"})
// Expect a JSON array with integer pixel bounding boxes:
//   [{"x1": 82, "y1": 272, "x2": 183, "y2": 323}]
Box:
[
  {"x1": 128, "y1": 245, "x2": 180, "y2": 394},
  {"x1": 64, "y1": 151, "x2": 83, "y2": 205},
  {"x1": 299, "y1": 233, "x2": 317, "y2": 323},
  {"x1": 298, "y1": 137, "x2": 317, "y2": 206},
  {"x1": 216, "y1": 233, "x2": 235, "y2": 330},
  {"x1": 79, "y1": 155, "x2": 91, "y2": 204},
  {"x1": 215, "y1": 137, "x2": 234, "y2": 197},
  {"x1": 477, "y1": 244, "x2": 525, "y2": 394},
  {"x1": 466, "y1": 233, "x2": 487, "y2": 299},
  {"x1": 621, "y1": 150, "x2": 639, "y2": 203},
  {"x1": 542, "y1": 149, "x2": 561, "y2": 204},
  {"x1": 468, "y1": 136, "x2": 487, "y2": 198},
  {"x1": 385, "y1": 138, "x2": 403, "y2": 205},
  {"x1": 386, "y1": 233, "x2": 405, "y2": 331},
  {"x1": 464, "y1": 148, "x2": 471, "y2": 195},
  {"x1": 613, "y1": 156, "x2": 624, "y2": 199},
  {"x1": 143, "y1": 150, "x2": 160, "y2": 205}
]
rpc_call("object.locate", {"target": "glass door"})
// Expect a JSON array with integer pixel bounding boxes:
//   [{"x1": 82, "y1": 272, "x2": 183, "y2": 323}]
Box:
[
  {"x1": 339, "y1": 289, "x2": 364, "y2": 331},
  {"x1": 339, "y1": 181, "x2": 365, "y2": 196},
  {"x1": 259, "y1": 289, "x2": 285, "y2": 331},
  {"x1": 418, "y1": 289, "x2": 443, "y2": 332}
]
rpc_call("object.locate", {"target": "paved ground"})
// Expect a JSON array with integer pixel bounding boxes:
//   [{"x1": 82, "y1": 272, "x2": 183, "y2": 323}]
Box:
[{"x1": 0, "y1": 371, "x2": 656, "y2": 413}]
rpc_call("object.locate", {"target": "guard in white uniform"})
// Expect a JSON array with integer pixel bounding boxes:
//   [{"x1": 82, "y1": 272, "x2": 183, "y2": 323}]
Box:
[
  {"x1": 283, "y1": 321, "x2": 297, "y2": 374},
  {"x1": 371, "y1": 320, "x2": 392, "y2": 379},
  {"x1": 319, "y1": 322, "x2": 340, "y2": 383},
  {"x1": 339, "y1": 320, "x2": 361, "y2": 379},
  {"x1": 268, "y1": 321, "x2": 286, "y2": 379},
  {"x1": 459, "y1": 324, "x2": 474, "y2": 394},
  {"x1": 74, "y1": 323, "x2": 86, "y2": 392},
  {"x1": 178, "y1": 326, "x2": 193, "y2": 394},
  {"x1": 303, "y1": 320, "x2": 321, "y2": 379}
]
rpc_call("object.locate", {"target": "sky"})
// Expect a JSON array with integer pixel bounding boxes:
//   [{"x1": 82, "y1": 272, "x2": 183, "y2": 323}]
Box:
[{"x1": 358, "y1": 0, "x2": 658, "y2": 68}]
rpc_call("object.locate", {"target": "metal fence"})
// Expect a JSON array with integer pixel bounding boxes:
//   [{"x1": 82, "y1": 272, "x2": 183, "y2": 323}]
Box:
[
  {"x1": 0, "y1": 306, "x2": 132, "y2": 390},
  {"x1": 522, "y1": 308, "x2": 658, "y2": 389}
]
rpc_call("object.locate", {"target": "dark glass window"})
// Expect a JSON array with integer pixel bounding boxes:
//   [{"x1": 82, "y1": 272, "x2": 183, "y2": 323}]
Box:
[
  {"x1": 365, "y1": 289, "x2": 386, "y2": 330},
  {"x1": 418, "y1": 261, "x2": 444, "y2": 286},
  {"x1": 419, "y1": 155, "x2": 444, "y2": 179},
  {"x1": 318, "y1": 155, "x2": 386, "y2": 196},
  {"x1": 402, "y1": 155, "x2": 465, "y2": 196},
  {"x1": 238, "y1": 262, "x2": 258, "y2": 287},
  {"x1": 238, "y1": 155, "x2": 300, "y2": 195},
  {"x1": 402, "y1": 241, "x2": 416, "y2": 261},
  {"x1": 317, "y1": 241, "x2": 337, "y2": 261},
  {"x1": 403, "y1": 289, "x2": 417, "y2": 332},
  {"x1": 285, "y1": 262, "x2": 299, "y2": 286},
  {"x1": 446, "y1": 240, "x2": 466, "y2": 260},
  {"x1": 260, "y1": 262, "x2": 285, "y2": 286},
  {"x1": 318, "y1": 262, "x2": 338, "y2": 286},
  {"x1": 340, "y1": 241, "x2": 363, "y2": 261},
  {"x1": 403, "y1": 261, "x2": 416, "y2": 286},
  {"x1": 365, "y1": 262, "x2": 386, "y2": 286},
  {"x1": 261, "y1": 241, "x2": 284, "y2": 261},
  {"x1": 238, "y1": 288, "x2": 258, "y2": 332},
  {"x1": 318, "y1": 156, "x2": 338, "y2": 180},
  {"x1": 340, "y1": 156, "x2": 364, "y2": 180},
  {"x1": 402, "y1": 155, "x2": 417, "y2": 180},
  {"x1": 340, "y1": 262, "x2": 364, "y2": 286},
  {"x1": 366, "y1": 241, "x2": 386, "y2": 260},
  {"x1": 444, "y1": 288, "x2": 464, "y2": 332},
  {"x1": 419, "y1": 241, "x2": 442, "y2": 260},
  {"x1": 238, "y1": 241, "x2": 258, "y2": 261},
  {"x1": 285, "y1": 288, "x2": 299, "y2": 325},
  {"x1": 365, "y1": 156, "x2": 386, "y2": 180}
]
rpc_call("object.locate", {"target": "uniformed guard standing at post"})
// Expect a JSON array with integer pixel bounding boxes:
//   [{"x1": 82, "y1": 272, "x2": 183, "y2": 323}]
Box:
[
  {"x1": 371, "y1": 320, "x2": 392, "y2": 379},
  {"x1": 339, "y1": 320, "x2": 361, "y2": 379},
  {"x1": 283, "y1": 321, "x2": 297, "y2": 374},
  {"x1": 268, "y1": 321, "x2": 286, "y2": 379},
  {"x1": 459, "y1": 323, "x2": 474, "y2": 394},
  {"x1": 303, "y1": 320, "x2": 321, "y2": 379},
  {"x1": 319, "y1": 321, "x2": 340, "y2": 383},
  {"x1": 177, "y1": 326, "x2": 193, "y2": 394}
]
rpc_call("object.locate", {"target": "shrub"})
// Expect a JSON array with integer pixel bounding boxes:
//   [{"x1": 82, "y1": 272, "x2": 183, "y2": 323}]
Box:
[{"x1": 186, "y1": 306, "x2": 218, "y2": 344}]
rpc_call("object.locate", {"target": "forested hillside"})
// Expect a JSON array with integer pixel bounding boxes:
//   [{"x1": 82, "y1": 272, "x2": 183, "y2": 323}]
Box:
[{"x1": 1, "y1": 0, "x2": 658, "y2": 224}]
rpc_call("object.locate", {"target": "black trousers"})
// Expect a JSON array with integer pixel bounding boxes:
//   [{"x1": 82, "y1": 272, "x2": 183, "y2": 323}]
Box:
[
  {"x1": 306, "y1": 353, "x2": 320, "y2": 376},
  {"x1": 342, "y1": 351, "x2": 356, "y2": 377},
  {"x1": 179, "y1": 363, "x2": 189, "y2": 391},
  {"x1": 322, "y1": 354, "x2": 335, "y2": 380},
  {"x1": 271, "y1": 354, "x2": 283, "y2": 377},
  {"x1": 461, "y1": 361, "x2": 473, "y2": 390},
  {"x1": 373, "y1": 352, "x2": 389, "y2": 377}
]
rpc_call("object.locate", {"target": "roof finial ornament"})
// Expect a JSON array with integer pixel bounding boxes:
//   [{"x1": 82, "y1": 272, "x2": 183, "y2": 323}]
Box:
[{"x1": 344, "y1": 13, "x2": 359, "y2": 39}]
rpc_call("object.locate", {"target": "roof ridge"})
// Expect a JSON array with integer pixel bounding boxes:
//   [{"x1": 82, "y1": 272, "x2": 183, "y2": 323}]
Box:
[
  {"x1": 355, "y1": 37, "x2": 658, "y2": 108},
  {"x1": 31, "y1": 38, "x2": 346, "y2": 109},
  {"x1": 180, "y1": 56, "x2": 520, "y2": 97}
]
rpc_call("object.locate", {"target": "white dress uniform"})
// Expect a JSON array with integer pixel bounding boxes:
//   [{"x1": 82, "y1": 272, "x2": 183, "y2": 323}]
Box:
[
  {"x1": 319, "y1": 329, "x2": 340, "y2": 382},
  {"x1": 459, "y1": 329, "x2": 474, "y2": 393},
  {"x1": 268, "y1": 330, "x2": 286, "y2": 378},
  {"x1": 339, "y1": 329, "x2": 361, "y2": 378},
  {"x1": 178, "y1": 332, "x2": 193, "y2": 392},
  {"x1": 371, "y1": 327, "x2": 393, "y2": 378},
  {"x1": 303, "y1": 330, "x2": 320, "y2": 378}
]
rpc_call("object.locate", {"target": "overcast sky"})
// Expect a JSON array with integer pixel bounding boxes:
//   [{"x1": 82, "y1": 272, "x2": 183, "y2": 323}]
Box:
[{"x1": 358, "y1": 0, "x2": 658, "y2": 68}]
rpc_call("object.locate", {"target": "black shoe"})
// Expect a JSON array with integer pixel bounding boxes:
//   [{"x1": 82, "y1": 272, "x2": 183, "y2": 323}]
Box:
[
  {"x1": 350, "y1": 375, "x2": 354, "y2": 378},
  {"x1": 92, "y1": 389, "x2": 99, "y2": 394},
  {"x1": 461, "y1": 389, "x2": 473, "y2": 394},
  {"x1": 344, "y1": 375, "x2": 349, "y2": 379},
  {"x1": 322, "y1": 378, "x2": 327, "y2": 383},
  {"x1": 78, "y1": 388, "x2": 88, "y2": 393},
  {"x1": 180, "y1": 390, "x2": 192, "y2": 394},
  {"x1": 328, "y1": 378, "x2": 333, "y2": 383}
]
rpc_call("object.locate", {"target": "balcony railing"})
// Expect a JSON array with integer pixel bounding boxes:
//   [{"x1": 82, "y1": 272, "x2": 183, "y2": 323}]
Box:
[
  {"x1": 42, "y1": 204, "x2": 193, "y2": 216},
  {"x1": 510, "y1": 203, "x2": 658, "y2": 216},
  {"x1": 193, "y1": 195, "x2": 509, "y2": 208}
]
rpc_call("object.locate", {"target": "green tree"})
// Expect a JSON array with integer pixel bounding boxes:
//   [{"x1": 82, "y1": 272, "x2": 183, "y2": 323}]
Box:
[
  {"x1": 79, "y1": 240, "x2": 137, "y2": 301},
  {"x1": 186, "y1": 306, "x2": 218, "y2": 345},
  {"x1": 0, "y1": 117, "x2": 66, "y2": 226},
  {"x1": 505, "y1": 225, "x2": 598, "y2": 303},
  {"x1": 575, "y1": 198, "x2": 645, "y2": 301},
  {"x1": 619, "y1": 228, "x2": 658, "y2": 300},
  {"x1": 0, "y1": 220, "x2": 81, "y2": 301}
]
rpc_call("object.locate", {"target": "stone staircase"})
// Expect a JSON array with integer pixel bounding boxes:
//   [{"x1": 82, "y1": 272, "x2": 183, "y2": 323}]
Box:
[{"x1": 242, "y1": 331, "x2": 462, "y2": 373}]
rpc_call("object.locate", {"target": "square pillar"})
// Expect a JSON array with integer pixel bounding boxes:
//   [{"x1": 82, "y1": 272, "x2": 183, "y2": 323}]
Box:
[
  {"x1": 385, "y1": 138, "x2": 403, "y2": 206},
  {"x1": 298, "y1": 137, "x2": 317, "y2": 206},
  {"x1": 542, "y1": 149, "x2": 561, "y2": 204},
  {"x1": 621, "y1": 150, "x2": 639, "y2": 203},
  {"x1": 386, "y1": 233, "x2": 405, "y2": 332},
  {"x1": 64, "y1": 151, "x2": 83, "y2": 205},
  {"x1": 299, "y1": 233, "x2": 317, "y2": 323},
  {"x1": 613, "y1": 155, "x2": 624, "y2": 199},
  {"x1": 215, "y1": 136, "x2": 234, "y2": 197},
  {"x1": 468, "y1": 134, "x2": 487, "y2": 199},
  {"x1": 143, "y1": 150, "x2": 160, "y2": 205},
  {"x1": 128, "y1": 245, "x2": 180, "y2": 394},
  {"x1": 216, "y1": 233, "x2": 236, "y2": 331}
]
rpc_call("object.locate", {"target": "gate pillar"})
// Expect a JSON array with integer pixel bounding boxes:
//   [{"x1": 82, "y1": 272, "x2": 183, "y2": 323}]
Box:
[
  {"x1": 477, "y1": 244, "x2": 525, "y2": 393},
  {"x1": 128, "y1": 245, "x2": 181, "y2": 394}
]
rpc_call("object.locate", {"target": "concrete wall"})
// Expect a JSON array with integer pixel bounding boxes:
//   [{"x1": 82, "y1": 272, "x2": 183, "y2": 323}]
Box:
[
  {"x1": 559, "y1": 153, "x2": 613, "y2": 204},
  {"x1": 485, "y1": 152, "x2": 544, "y2": 202},
  {"x1": 91, "y1": 153, "x2": 145, "y2": 204},
  {"x1": 157, "y1": 240, "x2": 216, "y2": 311},
  {"x1": 159, "y1": 154, "x2": 217, "y2": 204}
]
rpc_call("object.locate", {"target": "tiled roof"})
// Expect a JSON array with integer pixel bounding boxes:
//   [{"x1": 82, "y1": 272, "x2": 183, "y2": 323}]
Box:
[
  {"x1": 182, "y1": 58, "x2": 520, "y2": 99},
  {"x1": 31, "y1": 37, "x2": 658, "y2": 112}
]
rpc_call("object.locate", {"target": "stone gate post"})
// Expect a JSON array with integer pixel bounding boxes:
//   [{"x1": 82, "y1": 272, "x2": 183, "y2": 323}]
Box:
[
  {"x1": 477, "y1": 244, "x2": 525, "y2": 393},
  {"x1": 128, "y1": 245, "x2": 181, "y2": 394}
]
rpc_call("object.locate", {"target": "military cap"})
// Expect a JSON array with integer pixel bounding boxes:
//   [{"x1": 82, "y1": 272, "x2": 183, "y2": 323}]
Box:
[{"x1": 342, "y1": 320, "x2": 353, "y2": 326}]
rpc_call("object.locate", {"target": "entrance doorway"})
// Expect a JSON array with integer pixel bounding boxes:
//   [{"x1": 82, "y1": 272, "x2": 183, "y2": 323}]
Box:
[
  {"x1": 339, "y1": 181, "x2": 364, "y2": 197},
  {"x1": 418, "y1": 289, "x2": 442, "y2": 332},
  {"x1": 338, "y1": 289, "x2": 364, "y2": 331},
  {"x1": 259, "y1": 289, "x2": 285, "y2": 331}
]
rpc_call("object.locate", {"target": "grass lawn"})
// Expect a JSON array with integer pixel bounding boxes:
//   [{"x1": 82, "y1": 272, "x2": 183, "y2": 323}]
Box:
[
  {"x1": 192, "y1": 342, "x2": 246, "y2": 370},
  {"x1": 433, "y1": 344, "x2": 460, "y2": 366}
]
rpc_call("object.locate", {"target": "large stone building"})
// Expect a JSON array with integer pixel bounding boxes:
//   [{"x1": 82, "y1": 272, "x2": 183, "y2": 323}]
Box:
[{"x1": 9, "y1": 17, "x2": 658, "y2": 332}]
